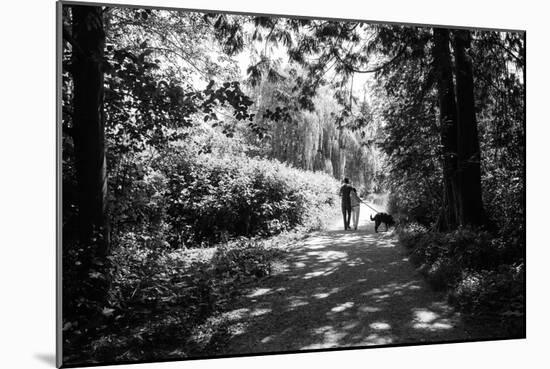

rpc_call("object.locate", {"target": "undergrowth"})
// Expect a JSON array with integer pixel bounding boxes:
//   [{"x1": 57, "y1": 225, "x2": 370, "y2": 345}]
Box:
[
  {"x1": 62, "y1": 232, "x2": 305, "y2": 365},
  {"x1": 397, "y1": 223, "x2": 525, "y2": 337}
]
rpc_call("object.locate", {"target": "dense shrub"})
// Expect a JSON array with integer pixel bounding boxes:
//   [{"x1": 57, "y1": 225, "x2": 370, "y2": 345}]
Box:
[
  {"x1": 106, "y1": 143, "x2": 339, "y2": 249},
  {"x1": 397, "y1": 224, "x2": 524, "y2": 335},
  {"x1": 450, "y1": 262, "x2": 525, "y2": 337},
  {"x1": 151, "y1": 148, "x2": 340, "y2": 247},
  {"x1": 450, "y1": 263, "x2": 525, "y2": 314}
]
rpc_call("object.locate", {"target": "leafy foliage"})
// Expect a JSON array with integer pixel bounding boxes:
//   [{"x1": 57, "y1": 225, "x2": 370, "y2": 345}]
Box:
[
  {"x1": 61, "y1": 4, "x2": 526, "y2": 364},
  {"x1": 64, "y1": 236, "x2": 288, "y2": 364},
  {"x1": 398, "y1": 224, "x2": 525, "y2": 336},
  {"x1": 111, "y1": 139, "x2": 339, "y2": 248}
]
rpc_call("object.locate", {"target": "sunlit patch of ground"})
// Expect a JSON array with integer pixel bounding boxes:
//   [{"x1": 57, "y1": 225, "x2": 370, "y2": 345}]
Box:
[
  {"x1": 330, "y1": 302, "x2": 354, "y2": 313},
  {"x1": 247, "y1": 288, "x2": 272, "y2": 298},
  {"x1": 217, "y1": 204, "x2": 473, "y2": 355},
  {"x1": 410, "y1": 308, "x2": 455, "y2": 331}
]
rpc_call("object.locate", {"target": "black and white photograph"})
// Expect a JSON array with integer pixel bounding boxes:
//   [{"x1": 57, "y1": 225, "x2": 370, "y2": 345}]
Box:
[{"x1": 57, "y1": 1, "x2": 525, "y2": 367}]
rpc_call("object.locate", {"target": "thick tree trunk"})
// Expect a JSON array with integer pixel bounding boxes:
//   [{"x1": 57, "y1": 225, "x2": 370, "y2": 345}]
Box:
[
  {"x1": 432, "y1": 28, "x2": 459, "y2": 231},
  {"x1": 453, "y1": 30, "x2": 486, "y2": 227},
  {"x1": 71, "y1": 5, "x2": 110, "y2": 307}
]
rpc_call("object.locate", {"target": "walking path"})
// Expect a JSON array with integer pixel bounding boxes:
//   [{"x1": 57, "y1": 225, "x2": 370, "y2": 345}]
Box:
[{"x1": 217, "y1": 204, "x2": 473, "y2": 354}]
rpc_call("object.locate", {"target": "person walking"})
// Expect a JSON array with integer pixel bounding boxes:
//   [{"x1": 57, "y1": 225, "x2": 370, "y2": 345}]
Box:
[
  {"x1": 339, "y1": 178, "x2": 353, "y2": 230},
  {"x1": 350, "y1": 187, "x2": 361, "y2": 230}
]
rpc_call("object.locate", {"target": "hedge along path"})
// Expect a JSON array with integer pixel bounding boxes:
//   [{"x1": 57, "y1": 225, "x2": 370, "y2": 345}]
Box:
[{"x1": 211, "y1": 203, "x2": 475, "y2": 355}]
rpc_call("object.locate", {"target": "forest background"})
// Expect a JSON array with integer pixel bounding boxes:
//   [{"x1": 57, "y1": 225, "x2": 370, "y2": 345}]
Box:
[
  {"x1": 57, "y1": 0, "x2": 526, "y2": 363},
  {"x1": 0, "y1": 1, "x2": 547, "y2": 369}
]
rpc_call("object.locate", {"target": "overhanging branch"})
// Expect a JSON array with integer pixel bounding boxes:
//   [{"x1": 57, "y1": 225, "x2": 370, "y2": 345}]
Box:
[{"x1": 334, "y1": 45, "x2": 407, "y2": 74}]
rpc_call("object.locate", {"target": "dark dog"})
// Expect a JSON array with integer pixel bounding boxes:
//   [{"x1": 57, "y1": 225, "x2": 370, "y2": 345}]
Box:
[{"x1": 370, "y1": 212, "x2": 395, "y2": 233}]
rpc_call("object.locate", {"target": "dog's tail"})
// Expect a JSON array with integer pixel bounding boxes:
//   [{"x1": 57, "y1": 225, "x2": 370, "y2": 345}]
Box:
[{"x1": 370, "y1": 214, "x2": 375, "y2": 221}]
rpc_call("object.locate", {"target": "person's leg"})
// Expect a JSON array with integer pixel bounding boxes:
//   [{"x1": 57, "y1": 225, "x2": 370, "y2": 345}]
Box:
[
  {"x1": 342, "y1": 204, "x2": 348, "y2": 229},
  {"x1": 353, "y1": 206, "x2": 360, "y2": 230},
  {"x1": 345, "y1": 207, "x2": 352, "y2": 229}
]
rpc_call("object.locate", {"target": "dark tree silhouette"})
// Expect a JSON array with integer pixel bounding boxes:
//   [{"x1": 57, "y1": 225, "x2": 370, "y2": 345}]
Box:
[
  {"x1": 433, "y1": 28, "x2": 459, "y2": 230},
  {"x1": 453, "y1": 30, "x2": 486, "y2": 227},
  {"x1": 70, "y1": 5, "x2": 110, "y2": 309}
]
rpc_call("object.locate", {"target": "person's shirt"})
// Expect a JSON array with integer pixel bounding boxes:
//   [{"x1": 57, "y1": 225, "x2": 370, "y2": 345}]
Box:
[
  {"x1": 350, "y1": 189, "x2": 360, "y2": 207},
  {"x1": 339, "y1": 184, "x2": 353, "y2": 205}
]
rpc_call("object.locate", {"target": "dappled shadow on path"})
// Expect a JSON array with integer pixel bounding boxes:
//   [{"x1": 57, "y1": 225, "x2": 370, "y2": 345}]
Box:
[{"x1": 213, "y1": 205, "x2": 472, "y2": 355}]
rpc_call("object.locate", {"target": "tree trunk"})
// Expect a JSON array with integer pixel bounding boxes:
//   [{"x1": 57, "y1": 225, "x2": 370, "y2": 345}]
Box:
[
  {"x1": 432, "y1": 28, "x2": 459, "y2": 231},
  {"x1": 71, "y1": 5, "x2": 110, "y2": 308},
  {"x1": 452, "y1": 30, "x2": 486, "y2": 227},
  {"x1": 331, "y1": 136, "x2": 341, "y2": 180}
]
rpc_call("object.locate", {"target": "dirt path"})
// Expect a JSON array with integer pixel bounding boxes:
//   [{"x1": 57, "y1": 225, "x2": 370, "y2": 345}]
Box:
[{"x1": 216, "y1": 204, "x2": 473, "y2": 354}]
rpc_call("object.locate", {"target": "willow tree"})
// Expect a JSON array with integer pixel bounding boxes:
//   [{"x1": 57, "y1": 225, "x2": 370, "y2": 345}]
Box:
[{"x1": 238, "y1": 18, "x2": 379, "y2": 181}]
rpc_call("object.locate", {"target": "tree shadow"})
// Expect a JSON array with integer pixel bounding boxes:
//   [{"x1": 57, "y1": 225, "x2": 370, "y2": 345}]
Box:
[{"x1": 206, "y1": 209, "x2": 482, "y2": 356}]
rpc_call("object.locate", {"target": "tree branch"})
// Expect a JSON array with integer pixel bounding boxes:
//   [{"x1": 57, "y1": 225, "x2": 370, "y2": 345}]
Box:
[
  {"x1": 334, "y1": 45, "x2": 407, "y2": 74},
  {"x1": 494, "y1": 40, "x2": 524, "y2": 67}
]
